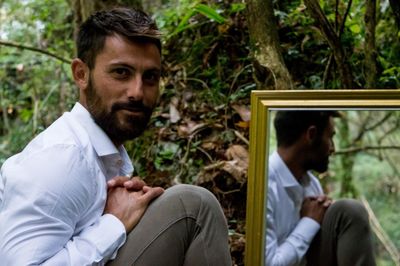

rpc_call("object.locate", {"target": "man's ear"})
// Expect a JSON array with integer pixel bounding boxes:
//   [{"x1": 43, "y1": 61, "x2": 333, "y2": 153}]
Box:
[
  {"x1": 71, "y1": 58, "x2": 89, "y2": 91},
  {"x1": 305, "y1": 125, "x2": 318, "y2": 144}
]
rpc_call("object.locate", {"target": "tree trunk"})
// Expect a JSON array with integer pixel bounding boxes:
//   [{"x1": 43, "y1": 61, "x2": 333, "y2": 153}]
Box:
[
  {"x1": 337, "y1": 117, "x2": 358, "y2": 198},
  {"x1": 245, "y1": 0, "x2": 294, "y2": 90},
  {"x1": 364, "y1": 0, "x2": 378, "y2": 89},
  {"x1": 303, "y1": 0, "x2": 355, "y2": 89}
]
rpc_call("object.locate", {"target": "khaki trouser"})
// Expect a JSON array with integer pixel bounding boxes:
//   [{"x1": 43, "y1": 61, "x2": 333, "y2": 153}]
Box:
[
  {"x1": 107, "y1": 184, "x2": 232, "y2": 266},
  {"x1": 307, "y1": 199, "x2": 376, "y2": 266}
]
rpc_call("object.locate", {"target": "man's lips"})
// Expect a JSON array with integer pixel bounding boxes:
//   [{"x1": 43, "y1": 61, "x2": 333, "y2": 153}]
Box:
[
  {"x1": 111, "y1": 102, "x2": 152, "y2": 116},
  {"x1": 119, "y1": 108, "x2": 145, "y2": 115},
  {"x1": 122, "y1": 107, "x2": 144, "y2": 112}
]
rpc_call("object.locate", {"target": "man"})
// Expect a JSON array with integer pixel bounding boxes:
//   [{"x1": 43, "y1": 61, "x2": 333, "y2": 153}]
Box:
[
  {"x1": 266, "y1": 111, "x2": 376, "y2": 266},
  {"x1": 0, "y1": 8, "x2": 231, "y2": 266}
]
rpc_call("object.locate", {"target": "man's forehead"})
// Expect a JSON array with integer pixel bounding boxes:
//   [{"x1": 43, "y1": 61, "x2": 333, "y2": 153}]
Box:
[
  {"x1": 95, "y1": 35, "x2": 161, "y2": 67},
  {"x1": 327, "y1": 116, "x2": 336, "y2": 133}
]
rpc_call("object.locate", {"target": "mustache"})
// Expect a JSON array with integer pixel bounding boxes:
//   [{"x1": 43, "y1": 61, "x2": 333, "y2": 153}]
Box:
[{"x1": 111, "y1": 101, "x2": 153, "y2": 114}]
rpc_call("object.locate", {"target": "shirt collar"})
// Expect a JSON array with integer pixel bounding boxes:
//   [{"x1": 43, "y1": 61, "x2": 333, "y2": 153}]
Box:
[
  {"x1": 70, "y1": 102, "x2": 119, "y2": 157},
  {"x1": 270, "y1": 151, "x2": 302, "y2": 188}
]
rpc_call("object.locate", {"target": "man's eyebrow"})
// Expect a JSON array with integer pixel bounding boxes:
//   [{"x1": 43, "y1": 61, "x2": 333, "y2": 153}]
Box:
[
  {"x1": 108, "y1": 63, "x2": 161, "y2": 72},
  {"x1": 108, "y1": 63, "x2": 134, "y2": 69}
]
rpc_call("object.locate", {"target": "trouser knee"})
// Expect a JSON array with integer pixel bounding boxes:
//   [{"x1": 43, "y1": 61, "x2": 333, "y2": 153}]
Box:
[
  {"x1": 164, "y1": 184, "x2": 225, "y2": 220},
  {"x1": 325, "y1": 199, "x2": 369, "y2": 225}
]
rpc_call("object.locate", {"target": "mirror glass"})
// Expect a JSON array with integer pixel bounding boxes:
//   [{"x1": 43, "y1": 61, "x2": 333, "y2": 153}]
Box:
[
  {"x1": 266, "y1": 109, "x2": 400, "y2": 264},
  {"x1": 245, "y1": 90, "x2": 400, "y2": 266}
]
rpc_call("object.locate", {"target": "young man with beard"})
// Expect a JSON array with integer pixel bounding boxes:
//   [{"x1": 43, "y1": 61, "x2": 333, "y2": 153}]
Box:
[
  {"x1": 266, "y1": 111, "x2": 376, "y2": 266},
  {"x1": 0, "y1": 8, "x2": 231, "y2": 266}
]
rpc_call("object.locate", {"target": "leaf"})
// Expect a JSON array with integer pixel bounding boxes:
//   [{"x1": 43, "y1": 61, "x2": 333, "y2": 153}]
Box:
[
  {"x1": 232, "y1": 104, "x2": 251, "y2": 122},
  {"x1": 235, "y1": 121, "x2": 250, "y2": 128},
  {"x1": 19, "y1": 109, "x2": 33, "y2": 122},
  {"x1": 169, "y1": 103, "x2": 181, "y2": 123},
  {"x1": 177, "y1": 120, "x2": 208, "y2": 137},
  {"x1": 225, "y1": 145, "x2": 249, "y2": 168},
  {"x1": 221, "y1": 145, "x2": 249, "y2": 183},
  {"x1": 194, "y1": 4, "x2": 226, "y2": 24},
  {"x1": 350, "y1": 24, "x2": 361, "y2": 34},
  {"x1": 230, "y1": 3, "x2": 246, "y2": 14},
  {"x1": 169, "y1": 9, "x2": 196, "y2": 37}
]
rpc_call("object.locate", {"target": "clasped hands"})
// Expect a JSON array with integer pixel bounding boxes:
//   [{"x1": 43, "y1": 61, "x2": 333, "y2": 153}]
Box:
[
  {"x1": 301, "y1": 195, "x2": 333, "y2": 224},
  {"x1": 103, "y1": 176, "x2": 164, "y2": 233}
]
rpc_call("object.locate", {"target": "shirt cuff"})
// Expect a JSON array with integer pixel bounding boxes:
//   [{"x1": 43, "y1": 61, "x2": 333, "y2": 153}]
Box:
[
  {"x1": 286, "y1": 217, "x2": 320, "y2": 261},
  {"x1": 293, "y1": 217, "x2": 320, "y2": 241},
  {"x1": 80, "y1": 214, "x2": 127, "y2": 261}
]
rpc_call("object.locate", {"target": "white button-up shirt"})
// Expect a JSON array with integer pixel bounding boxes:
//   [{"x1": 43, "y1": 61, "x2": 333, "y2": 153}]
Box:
[
  {"x1": 0, "y1": 103, "x2": 133, "y2": 265},
  {"x1": 266, "y1": 151, "x2": 323, "y2": 266}
]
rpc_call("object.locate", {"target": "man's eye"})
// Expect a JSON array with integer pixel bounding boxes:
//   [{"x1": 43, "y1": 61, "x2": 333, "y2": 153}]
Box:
[
  {"x1": 113, "y1": 68, "x2": 130, "y2": 77},
  {"x1": 144, "y1": 71, "x2": 160, "y2": 83}
]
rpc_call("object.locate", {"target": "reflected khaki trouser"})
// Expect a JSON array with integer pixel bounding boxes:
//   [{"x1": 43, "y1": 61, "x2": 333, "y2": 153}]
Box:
[
  {"x1": 107, "y1": 184, "x2": 232, "y2": 266},
  {"x1": 307, "y1": 199, "x2": 376, "y2": 266}
]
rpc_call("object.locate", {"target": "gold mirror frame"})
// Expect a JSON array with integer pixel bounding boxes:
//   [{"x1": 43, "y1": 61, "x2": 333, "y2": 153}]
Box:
[{"x1": 245, "y1": 89, "x2": 400, "y2": 266}]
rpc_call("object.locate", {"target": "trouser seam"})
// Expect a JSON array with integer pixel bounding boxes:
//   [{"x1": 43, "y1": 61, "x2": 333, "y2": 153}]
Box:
[
  {"x1": 178, "y1": 193, "x2": 210, "y2": 266},
  {"x1": 131, "y1": 215, "x2": 197, "y2": 265},
  {"x1": 132, "y1": 191, "x2": 200, "y2": 266}
]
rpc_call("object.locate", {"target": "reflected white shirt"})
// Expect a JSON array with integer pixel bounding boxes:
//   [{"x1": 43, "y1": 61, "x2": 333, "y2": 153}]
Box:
[
  {"x1": 0, "y1": 103, "x2": 133, "y2": 266},
  {"x1": 266, "y1": 151, "x2": 323, "y2": 266}
]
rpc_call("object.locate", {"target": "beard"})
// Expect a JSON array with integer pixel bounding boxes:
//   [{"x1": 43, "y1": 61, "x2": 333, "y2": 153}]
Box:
[
  {"x1": 304, "y1": 137, "x2": 330, "y2": 173},
  {"x1": 85, "y1": 77, "x2": 154, "y2": 144},
  {"x1": 305, "y1": 157, "x2": 329, "y2": 173}
]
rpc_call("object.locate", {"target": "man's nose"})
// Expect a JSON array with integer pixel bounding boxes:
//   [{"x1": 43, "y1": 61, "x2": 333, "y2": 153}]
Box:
[
  {"x1": 330, "y1": 140, "x2": 335, "y2": 154},
  {"x1": 126, "y1": 76, "x2": 144, "y2": 101}
]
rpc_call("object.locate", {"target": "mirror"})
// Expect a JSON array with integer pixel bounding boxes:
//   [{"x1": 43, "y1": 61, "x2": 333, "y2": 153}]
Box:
[{"x1": 245, "y1": 90, "x2": 400, "y2": 266}]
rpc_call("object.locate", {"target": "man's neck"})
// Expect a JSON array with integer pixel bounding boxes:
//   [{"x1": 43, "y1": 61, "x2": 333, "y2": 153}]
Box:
[{"x1": 277, "y1": 147, "x2": 306, "y2": 181}]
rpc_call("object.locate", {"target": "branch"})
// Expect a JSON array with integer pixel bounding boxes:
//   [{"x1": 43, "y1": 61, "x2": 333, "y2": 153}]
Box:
[
  {"x1": 335, "y1": 145, "x2": 400, "y2": 155},
  {"x1": 322, "y1": 53, "x2": 334, "y2": 87},
  {"x1": 304, "y1": 0, "x2": 355, "y2": 88},
  {"x1": 335, "y1": 0, "x2": 339, "y2": 32},
  {"x1": 377, "y1": 119, "x2": 400, "y2": 143},
  {"x1": 365, "y1": 112, "x2": 392, "y2": 132},
  {"x1": 353, "y1": 112, "x2": 392, "y2": 142},
  {"x1": 338, "y1": 0, "x2": 353, "y2": 39},
  {"x1": 0, "y1": 40, "x2": 72, "y2": 64},
  {"x1": 364, "y1": 0, "x2": 378, "y2": 88},
  {"x1": 360, "y1": 196, "x2": 400, "y2": 266}
]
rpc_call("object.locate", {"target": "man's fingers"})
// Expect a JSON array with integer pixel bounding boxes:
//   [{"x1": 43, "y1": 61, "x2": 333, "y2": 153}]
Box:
[
  {"x1": 107, "y1": 176, "x2": 130, "y2": 188},
  {"x1": 124, "y1": 177, "x2": 145, "y2": 190},
  {"x1": 323, "y1": 199, "x2": 333, "y2": 208},
  {"x1": 316, "y1": 195, "x2": 327, "y2": 203},
  {"x1": 108, "y1": 176, "x2": 146, "y2": 190},
  {"x1": 141, "y1": 186, "x2": 164, "y2": 203}
]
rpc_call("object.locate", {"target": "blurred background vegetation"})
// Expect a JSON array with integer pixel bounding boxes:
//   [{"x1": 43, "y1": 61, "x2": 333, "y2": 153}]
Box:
[{"x1": 0, "y1": 0, "x2": 399, "y2": 265}]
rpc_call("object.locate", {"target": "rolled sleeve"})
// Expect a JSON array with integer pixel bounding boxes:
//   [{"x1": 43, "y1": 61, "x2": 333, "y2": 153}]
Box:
[{"x1": 285, "y1": 217, "x2": 320, "y2": 260}]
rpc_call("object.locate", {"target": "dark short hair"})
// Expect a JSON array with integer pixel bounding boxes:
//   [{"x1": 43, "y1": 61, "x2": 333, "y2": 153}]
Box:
[
  {"x1": 274, "y1": 110, "x2": 340, "y2": 147},
  {"x1": 76, "y1": 7, "x2": 161, "y2": 69}
]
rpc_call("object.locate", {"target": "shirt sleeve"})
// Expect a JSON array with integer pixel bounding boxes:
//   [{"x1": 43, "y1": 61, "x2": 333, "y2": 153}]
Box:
[
  {"x1": 265, "y1": 186, "x2": 320, "y2": 266},
  {"x1": 0, "y1": 145, "x2": 126, "y2": 266}
]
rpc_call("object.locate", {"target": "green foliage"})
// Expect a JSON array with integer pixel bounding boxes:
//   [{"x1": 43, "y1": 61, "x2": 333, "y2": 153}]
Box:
[
  {"x1": 274, "y1": 0, "x2": 400, "y2": 89},
  {"x1": 0, "y1": 0, "x2": 75, "y2": 162}
]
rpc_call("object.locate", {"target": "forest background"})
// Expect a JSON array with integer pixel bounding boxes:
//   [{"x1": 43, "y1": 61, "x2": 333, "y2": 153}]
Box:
[{"x1": 0, "y1": 0, "x2": 399, "y2": 265}]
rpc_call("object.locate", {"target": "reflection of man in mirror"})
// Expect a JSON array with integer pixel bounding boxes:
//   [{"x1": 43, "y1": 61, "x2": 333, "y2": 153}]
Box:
[{"x1": 266, "y1": 111, "x2": 376, "y2": 266}]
